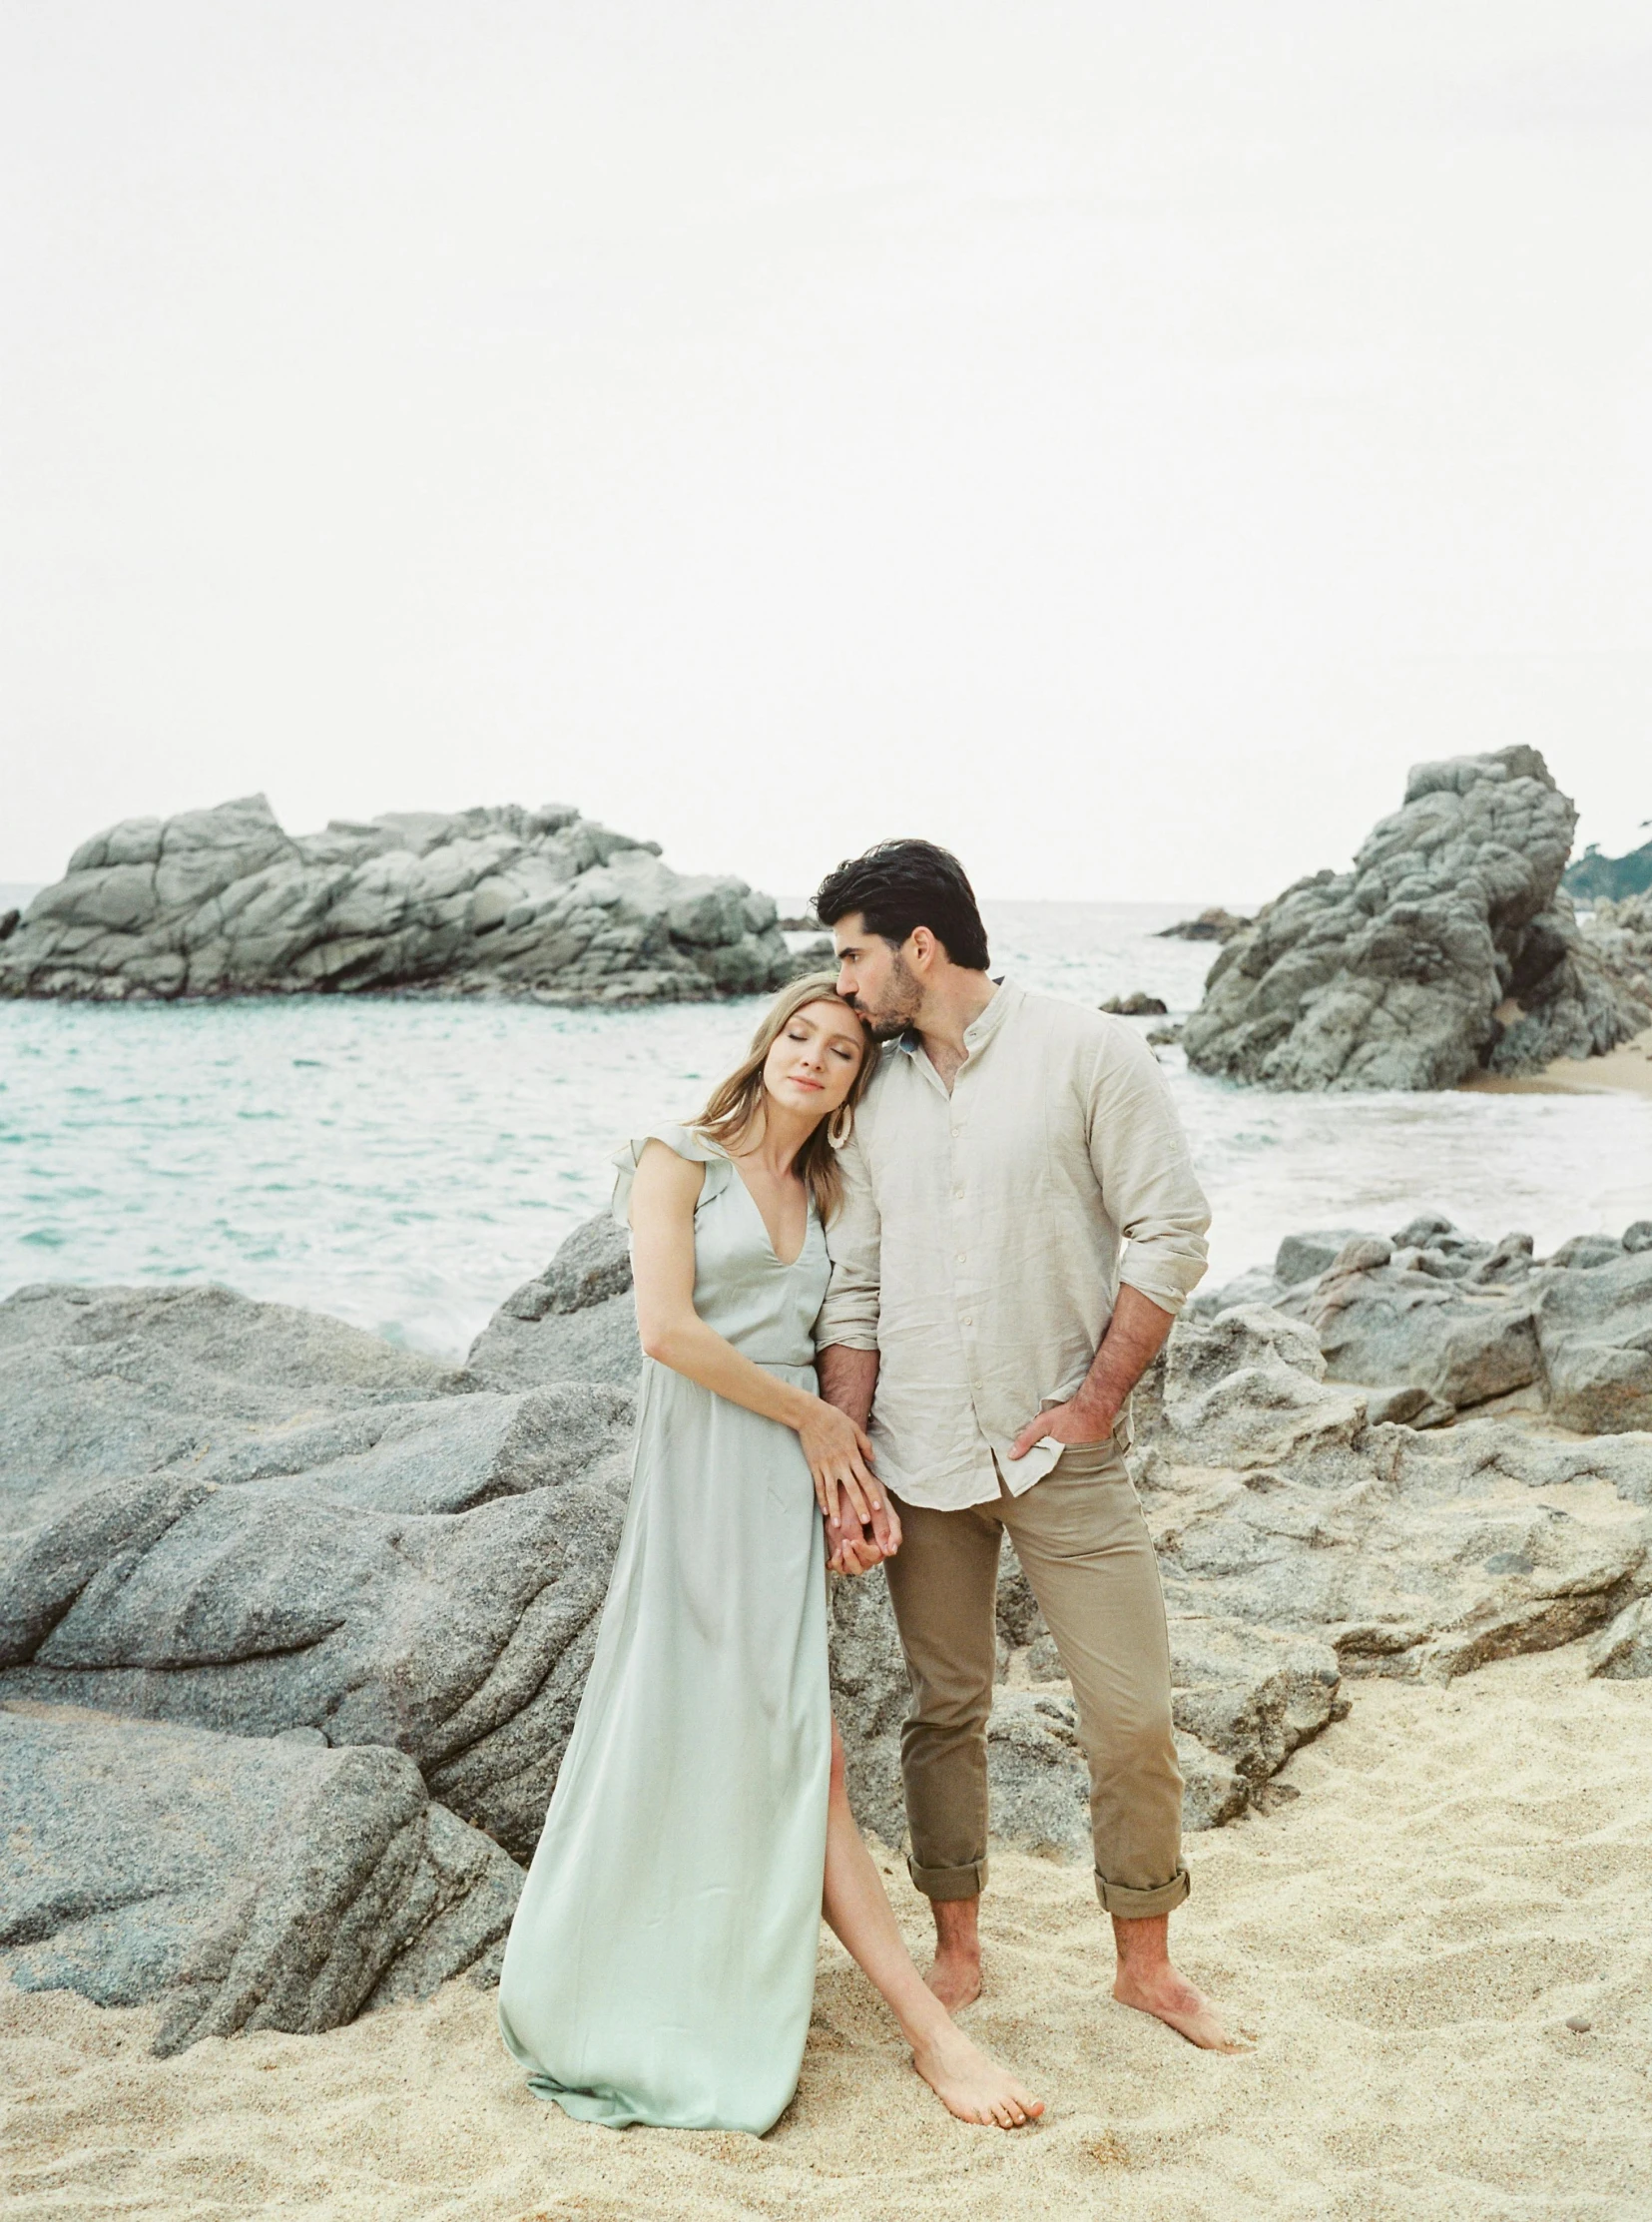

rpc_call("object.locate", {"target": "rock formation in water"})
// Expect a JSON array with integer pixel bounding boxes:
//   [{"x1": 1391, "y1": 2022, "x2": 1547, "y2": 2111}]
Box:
[
  {"x1": 1155, "y1": 908, "x2": 1252, "y2": 943},
  {"x1": 6, "y1": 1201, "x2": 1652, "y2": 2043},
  {"x1": 1182, "y1": 747, "x2": 1652, "y2": 1089},
  {"x1": 1584, "y1": 891, "x2": 1652, "y2": 1014},
  {"x1": 0, "y1": 795, "x2": 794, "y2": 1004}
]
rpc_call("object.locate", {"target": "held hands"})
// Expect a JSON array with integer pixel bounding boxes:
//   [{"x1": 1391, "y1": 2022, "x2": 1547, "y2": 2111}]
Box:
[
  {"x1": 799, "y1": 1396, "x2": 881, "y2": 1533},
  {"x1": 1007, "y1": 1394, "x2": 1117, "y2": 1462},
  {"x1": 796, "y1": 1396, "x2": 902, "y2": 1575},
  {"x1": 825, "y1": 1492, "x2": 902, "y2": 1577}
]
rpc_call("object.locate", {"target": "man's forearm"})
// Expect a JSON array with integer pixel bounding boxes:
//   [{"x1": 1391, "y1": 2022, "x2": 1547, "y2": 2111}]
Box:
[
  {"x1": 1071, "y1": 1285, "x2": 1174, "y2": 1432},
  {"x1": 818, "y1": 1344, "x2": 878, "y2": 1429}
]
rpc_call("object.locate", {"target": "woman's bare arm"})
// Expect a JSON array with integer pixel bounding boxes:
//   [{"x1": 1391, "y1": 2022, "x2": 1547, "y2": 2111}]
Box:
[{"x1": 629, "y1": 1140, "x2": 880, "y2": 1523}]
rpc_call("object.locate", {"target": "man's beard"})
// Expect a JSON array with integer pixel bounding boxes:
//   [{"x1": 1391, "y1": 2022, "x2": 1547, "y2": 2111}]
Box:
[{"x1": 847, "y1": 952, "x2": 923, "y2": 1040}]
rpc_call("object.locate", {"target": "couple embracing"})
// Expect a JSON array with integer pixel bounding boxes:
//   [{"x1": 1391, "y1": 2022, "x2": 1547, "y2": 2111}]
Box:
[{"x1": 497, "y1": 839, "x2": 1234, "y2": 2135}]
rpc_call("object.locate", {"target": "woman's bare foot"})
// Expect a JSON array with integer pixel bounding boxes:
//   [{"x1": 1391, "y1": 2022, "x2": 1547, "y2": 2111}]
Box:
[
  {"x1": 1112, "y1": 1963, "x2": 1248, "y2": 2052},
  {"x1": 909, "y1": 2023, "x2": 1045, "y2": 2128}
]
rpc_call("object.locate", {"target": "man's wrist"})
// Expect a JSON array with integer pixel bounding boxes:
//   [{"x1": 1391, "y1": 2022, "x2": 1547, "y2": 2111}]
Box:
[{"x1": 1068, "y1": 1391, "x2": 1120, "y2": 1437}]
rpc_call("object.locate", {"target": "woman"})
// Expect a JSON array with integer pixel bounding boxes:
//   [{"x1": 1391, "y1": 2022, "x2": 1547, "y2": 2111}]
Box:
[{"x1": 498, "y1": 975, "x2": 1042, "y2": 2134}]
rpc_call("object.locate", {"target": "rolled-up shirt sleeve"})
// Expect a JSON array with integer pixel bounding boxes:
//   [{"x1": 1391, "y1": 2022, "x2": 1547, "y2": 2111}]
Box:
[
  {"x1": 818, "y1": 1133, "x2": 881, "y2": 1350},
  {"x1": 1087, "y1": 1026, "x2": 1210, "y2": 1317}
]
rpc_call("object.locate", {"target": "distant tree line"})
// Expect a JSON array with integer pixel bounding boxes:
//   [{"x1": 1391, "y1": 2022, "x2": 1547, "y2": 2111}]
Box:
[{"x1": 1563, "y1": 833, "x2": 1652, "y2": 901}]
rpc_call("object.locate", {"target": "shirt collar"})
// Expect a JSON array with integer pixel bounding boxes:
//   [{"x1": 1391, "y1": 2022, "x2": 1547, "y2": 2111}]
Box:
[{"x1": 894, "y1": 975, "x2": 1019, "y2": 1059}]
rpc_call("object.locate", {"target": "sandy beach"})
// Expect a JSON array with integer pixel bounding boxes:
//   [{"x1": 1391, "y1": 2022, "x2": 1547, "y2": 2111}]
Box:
[
  {"x1": 1460, "y1": 1026, "x2": 1652, "y2": 1101},
  {"x1": 4, "y1": 1644, "x2": 1647, "y2": 2222}
]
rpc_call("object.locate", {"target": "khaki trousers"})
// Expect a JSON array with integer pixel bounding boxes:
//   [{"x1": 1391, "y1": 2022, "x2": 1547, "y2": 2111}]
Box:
[{"x1": 882, "y1": 1439, "x2": 1189, "y2": 1920}]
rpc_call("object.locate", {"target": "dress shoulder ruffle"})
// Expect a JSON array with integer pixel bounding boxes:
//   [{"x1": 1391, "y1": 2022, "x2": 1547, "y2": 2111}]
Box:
[{"x1": 610, "y1": 1125, "x2": 734, "y2": 1228}]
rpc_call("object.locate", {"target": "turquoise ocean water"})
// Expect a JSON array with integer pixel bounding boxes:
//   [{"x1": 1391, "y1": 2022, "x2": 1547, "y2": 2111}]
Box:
[{"x1": 3, "y1": 898, "x2": 1649, "y2": 1357}]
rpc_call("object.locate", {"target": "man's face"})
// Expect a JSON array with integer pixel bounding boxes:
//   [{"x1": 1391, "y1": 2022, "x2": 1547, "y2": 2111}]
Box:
[{"x1": 831, "y1": 914, "x2": 922, "y2": 1039}]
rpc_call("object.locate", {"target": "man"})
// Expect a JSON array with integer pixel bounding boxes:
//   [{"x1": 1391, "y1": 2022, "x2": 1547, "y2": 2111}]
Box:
[{"x1": 813, "y1": 837, "x2": 1238, "y2": 2052}]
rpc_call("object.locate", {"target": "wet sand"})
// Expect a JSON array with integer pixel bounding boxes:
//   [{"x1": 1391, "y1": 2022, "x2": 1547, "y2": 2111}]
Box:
[
  {"x1": 1460, "y1": 1025, "x2": 1652, "y2": 1100},
  {"x1": 4, "y1": 1645, "x2": 1648, "y2": 2220}
]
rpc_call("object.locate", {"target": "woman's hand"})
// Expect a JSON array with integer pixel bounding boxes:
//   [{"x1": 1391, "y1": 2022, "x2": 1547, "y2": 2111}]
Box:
[
  {"x1": 798, "y1": 1396, "x2": 881, "y2": 1530},
  {"x1": 826, "y1": 1493, "x2": 903, "y2": 1577}
]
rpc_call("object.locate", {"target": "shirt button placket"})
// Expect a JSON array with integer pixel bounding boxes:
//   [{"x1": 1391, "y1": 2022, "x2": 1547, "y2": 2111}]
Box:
[{"x1": 952, "y1": 1094, "x2": 972, "y2": 1329}]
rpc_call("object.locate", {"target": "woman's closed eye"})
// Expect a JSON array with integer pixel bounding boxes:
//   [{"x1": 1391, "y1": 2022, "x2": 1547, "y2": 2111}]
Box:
[{"x1": 788, "y1": 1025, "x2": 855, "y2": 1060}]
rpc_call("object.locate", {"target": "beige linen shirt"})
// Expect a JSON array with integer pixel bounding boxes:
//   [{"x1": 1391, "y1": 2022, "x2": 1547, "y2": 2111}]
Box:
[{"x1": 818, "y1": 979, "x2": 1210, "y2": 1510}]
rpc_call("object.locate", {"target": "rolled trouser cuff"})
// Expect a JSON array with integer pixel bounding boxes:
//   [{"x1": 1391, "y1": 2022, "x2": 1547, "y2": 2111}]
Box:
[
  {"x1": 1095, "y1": 1866, "x2": 1191, "y2": 1919},
  {"x1": 906, "y1": 1854, "x2": 988, "y2": 1901}
]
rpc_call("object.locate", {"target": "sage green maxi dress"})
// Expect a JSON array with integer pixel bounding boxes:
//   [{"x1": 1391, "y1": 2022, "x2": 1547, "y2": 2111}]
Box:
[{"x1": 497, "y1": 1127, "x2": 832, "y2": 2133}]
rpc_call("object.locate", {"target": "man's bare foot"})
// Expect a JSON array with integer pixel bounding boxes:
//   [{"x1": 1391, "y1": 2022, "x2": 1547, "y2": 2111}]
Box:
[
  {"x1": 910, "y1": 2023, "x2": 1044, "y2": 2128},
  {"x1": 925, "y1": 1900, "x2": 983, "y2": 2010},
  {"x1": 1112, "y1": 1963, "x2": 1248, "y2": 2052},
  {"x1": 924, "y1": 1944, "x2": 981, "y2": 2011}
]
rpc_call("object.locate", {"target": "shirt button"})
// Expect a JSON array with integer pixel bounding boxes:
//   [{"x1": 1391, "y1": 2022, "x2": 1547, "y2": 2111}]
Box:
[{"x1": 953, "y1": 1184, "x2": 964, "y2": 1199}]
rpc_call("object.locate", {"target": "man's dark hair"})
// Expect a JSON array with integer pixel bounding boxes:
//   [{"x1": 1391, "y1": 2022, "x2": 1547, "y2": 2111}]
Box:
[{"x1": 813, "y1": 839, "x2": 990, "y2": 972}]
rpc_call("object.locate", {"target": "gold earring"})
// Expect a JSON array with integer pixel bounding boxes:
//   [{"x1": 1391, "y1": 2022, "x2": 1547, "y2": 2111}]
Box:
[{"x1": 827, "y1": 1105, "x2": 853, "y2": 1149}]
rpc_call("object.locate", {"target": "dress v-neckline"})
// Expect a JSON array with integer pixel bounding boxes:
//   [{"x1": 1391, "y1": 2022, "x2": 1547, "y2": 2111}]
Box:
[{"x1": 726, "y1": 1158, "x2": 813, "y2": 1270}]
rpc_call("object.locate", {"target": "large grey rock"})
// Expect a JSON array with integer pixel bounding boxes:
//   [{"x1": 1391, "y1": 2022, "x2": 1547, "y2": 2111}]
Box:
[
  {"x1": 826, "y1": 1569, "x2": 909, "y2": 1849},
  {"x1": 1309, "y1": 1256, "x2": 1542, "y2": 1414},
  {"x1": 1587, "y1": 1597, "x2": 1652, "y2": 1679},
  {"x1": 1164, "y1": 1613, "x2": 1343, "y2": 1793},
  {"x1": 1535, "y1": 1250, "x2": 1652, "y2": 1433},
  {"x1": 1581, "y1": 891, "x2": 1652, "y2": 1008},
  {"x1": 1142, "y1": 1418, "x2": 1652, "y2": 1683},
  {"x1": 0, "y1": 795, "x2": 793, "y2": 1005},
  {"x1": 1184, "y1": 1266, "x2": 1292, "y2": 1322},
  {"x1": 0, "y1": 1282, "x2": 464, "y2": 1532},
  {"x1": 1274, "y1": 1229, "x2": 1375, "y2": 1286},
  {"x1": 0, "y1": 1384, "x2": 634, "y2": 1863},
  {"x1": 1183, "y1": 748, "x2": 1651, "y2": 1090},
  {"x1": 467, "y1": 1214, "x2": 642, "y2": 1389},
  {"x1": 0, "y1": 1703, "x2": 521, "y2": 2055},
  {"x1": 982, "y1": 1692, "x2": 1092, "y2": 1855},
  {"x1": 1201, "y1": 1215, "x2": 1652, "y2": 1428},
  {"x1": 992, "y1": 1545, "x2": 1343, "y2": 1833},
  {"x1": 1160, "y1": 1305, "x2": 1368, "y2": 1468}
]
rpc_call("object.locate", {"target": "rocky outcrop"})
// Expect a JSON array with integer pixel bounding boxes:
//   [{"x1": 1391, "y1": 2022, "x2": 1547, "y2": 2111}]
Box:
[
  {"x1": 0, "y1": 1281, "x2": 465, "y2": 1531},
  {"x1": 1189, "y1": 1214, "x2": 1652, "y2": 1434},
  {"x1": 0, "y1": 1296, "x2": 633, "y2": 1863},
  {"x1": 0, "y1": 795, "x2": 794, "y2": 1005},
  {"x1": 1583, "y1": 891, "x2": 1652, "y2": 1011},
  {"x1": 1158, "y1": 1305, "x2": 1369, "y2": 1468},
  {"x1": 992, "y1": 1311, "x2": 1652, "y2": 1831},
  {"x1": 0, "y1": 1705, "x2": 521, "y2": 2054},
  {"x1": 465, "y1": 1215, "x2": 641, "y2": 1389},
  {"x1": 9, "y1": 1206, "x2": 1652, "y2": 2045},
  {"x1": 1536, "y1": 1250, "x2": 1652, "y2": 1433},
  {"x1": 1156, "y1": 908, "x2": 1251, "y2": 943},
  {"x1": 1183, "y1": 748, "x2": 1652, "y2": 1089},
  {"x1": 1588, "y1": 1596, "x2": 1652, "y2": 1679}
]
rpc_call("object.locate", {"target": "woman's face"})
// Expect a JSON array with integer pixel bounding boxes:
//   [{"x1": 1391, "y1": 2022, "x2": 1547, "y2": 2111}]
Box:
[{"x1": 762, "y1": 998, "x2": 866, "y2": 1122}]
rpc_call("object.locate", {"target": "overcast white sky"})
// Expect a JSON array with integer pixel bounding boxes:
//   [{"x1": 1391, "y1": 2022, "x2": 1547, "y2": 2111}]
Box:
[{"x1": 3, "y1": 2, "x2": 1649, "y2": 901}]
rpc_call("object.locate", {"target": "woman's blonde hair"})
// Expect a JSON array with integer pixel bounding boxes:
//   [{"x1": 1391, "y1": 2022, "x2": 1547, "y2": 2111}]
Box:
[{"x1": 692, "y1": 972, "x2": 875, "y2": 1221}]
